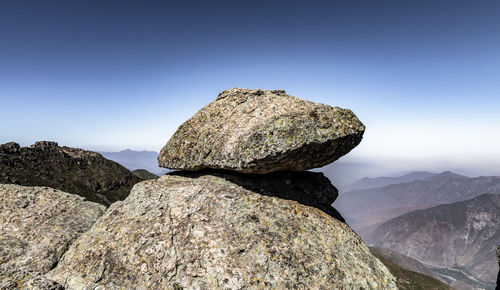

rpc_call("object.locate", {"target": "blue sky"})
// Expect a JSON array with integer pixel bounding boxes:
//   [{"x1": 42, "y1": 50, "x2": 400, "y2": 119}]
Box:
[{"x1": 1, "y1": 0, "x2": 499, "y2": 174}]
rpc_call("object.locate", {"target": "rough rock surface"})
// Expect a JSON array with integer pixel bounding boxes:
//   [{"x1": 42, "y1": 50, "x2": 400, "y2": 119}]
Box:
[
  {"x1": 23, "y1": 276, "x2": 64, "y2": 290},
  {"x1": 47, "y1": 172, "x2": 396, "y2": 289},
  {"x1": 158, "y1": 88, "x2": 365, "y2": 173},
  {"x1": 0, "y1": 184, "x2": 106, "y2": 289},
  {"x1": 0, "y1": 141, "x2": 142, "y2": 205},
  {"x1": 171, "y1": 170, "x2": 344, "y2": 222}
]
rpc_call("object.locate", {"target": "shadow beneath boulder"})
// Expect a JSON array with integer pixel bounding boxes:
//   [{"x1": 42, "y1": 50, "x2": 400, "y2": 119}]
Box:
[{"x1": 169, "y1": 169, "x2": 345, "y2": 222}]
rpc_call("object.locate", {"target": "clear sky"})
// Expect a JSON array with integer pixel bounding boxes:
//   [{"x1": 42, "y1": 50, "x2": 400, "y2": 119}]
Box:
[{"x1": 1, "y1": 0, "x2": 499, "y2": 174}]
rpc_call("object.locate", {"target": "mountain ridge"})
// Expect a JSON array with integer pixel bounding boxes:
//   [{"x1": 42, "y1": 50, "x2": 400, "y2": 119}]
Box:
[
  {"x1": 366, "y1": 193, "x2": 500, "y2": 289},
  {"x1": 369, "y1": 247, "x2": 452, "y2": 290},
  {"x1": 335, "y1": 171, "x2": 500, "y2": 233},
  {"x1": 346, "y1": 171, "x2": 437, "y2": 191},
  {"x1": 0, "y1": 141, "x2": 142, "y2": 205}
]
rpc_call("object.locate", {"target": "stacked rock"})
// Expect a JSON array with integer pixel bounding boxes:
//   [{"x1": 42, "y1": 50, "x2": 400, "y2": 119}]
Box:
[
  {"x1": 46, "y1": 89, "x2": 397, "y2": 289},
  {"x1": 159, "y1": 88, "x2": 365, "y2": 173}
]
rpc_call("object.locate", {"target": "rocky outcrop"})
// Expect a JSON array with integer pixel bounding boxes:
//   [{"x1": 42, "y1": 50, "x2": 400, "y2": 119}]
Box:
[
  {"x1": 47, "y1": 173, "x2": 396, "y2": 289},
  {"x1": 0, "y1": 184, "x2": 105, "y2": 289},
  {"x1": 22, "y1": 276, "x2": 64, "y2": 290},
  {"x1": 1, "y1": 90, "x2": 397, "y2": 288},
  {"x1": 132, "y1": 169, "x2": 159, "y2": 180},
  {"x1": 366, "y1": 193, "x2": 500, "y2": 289},
  {"x1": 158, "y1": 88, "x2": 365, "y2": 174},
  {"x1": 0, "y1": 141, "x2": 142, "y2": 205},
  {"x1": 171, "y1": 170, "x2": 344, "y2": 221}
]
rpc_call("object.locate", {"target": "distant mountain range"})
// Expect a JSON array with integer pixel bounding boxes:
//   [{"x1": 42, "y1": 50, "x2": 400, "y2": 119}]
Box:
[
  {"x1": 318, "y1": 161, "x2": 400, "y2": 191},
  {"x1": 345, "y1": 171, "x2": 436, "y2": 191},
  {"x1": 335, "y1": 171, "x2": 500, "y2": 233},
  {"x1": 99, "y1": 149, "x2": 169, "y2": 176},
  {"x1": 366, "y1": 194, "x2": 500, "y2": 290}
]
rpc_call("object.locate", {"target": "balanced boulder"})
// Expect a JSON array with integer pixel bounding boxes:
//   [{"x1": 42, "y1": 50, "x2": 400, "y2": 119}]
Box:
[
  {"x1": 0, "y1": 184, "x2": 105, "y2": 289},
  {"x1": 159, "y1": 88, "x2": 365, "y2": 174},
  {"x1": 46, "y1": 173, "x2": 397, "y2": 289}
]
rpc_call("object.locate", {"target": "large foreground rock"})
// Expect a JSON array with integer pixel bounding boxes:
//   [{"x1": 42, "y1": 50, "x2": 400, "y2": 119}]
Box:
[
  {"x1": 0, "y1": 184, "x2": 106, "y2": 289},
  {"x1": 159, "y1": 88, "x2": 365, "y2": 173},
  {"x1": 47, "y1": 172, "x2": 396, "y2": 289}
]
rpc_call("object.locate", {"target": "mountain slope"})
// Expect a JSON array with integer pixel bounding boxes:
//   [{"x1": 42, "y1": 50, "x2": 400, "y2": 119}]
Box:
[
  {"x1": 370, "y1": 247, "x2": 452, "y2": 290},
  {"x1": 366, "y1": 194, "x2": 500, "y2": 289},
  {"x1": 370, "y1": 247, "x2": 445, "y2": 282},
  {"x1": 0, "y1": 141, "x2": 142, "y2": 205},
  {"x1": 132, "y1": 169, "x2": 159, "y2": 180},
  {"x1": 335, "y1": 171, "x2": 500, "y2": 232}
]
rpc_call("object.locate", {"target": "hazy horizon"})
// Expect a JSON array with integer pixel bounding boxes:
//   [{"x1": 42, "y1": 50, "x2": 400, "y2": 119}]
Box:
[{"x1": 2, "y1": 1, "x2": 500, "y2": 175}]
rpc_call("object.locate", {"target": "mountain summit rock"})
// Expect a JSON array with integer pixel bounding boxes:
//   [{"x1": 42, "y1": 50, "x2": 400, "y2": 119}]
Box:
[
  {"x1": 158, "y1": 88, "x2": 365, "y2": 173},
  {"x1": 0, "y1": 184, "x2": 105, "y2": 289},
  {"x1": 46, "y1": 172, "x2": 396, "y2": 289},
  {"x1": 0, "y1": 91, "x2": 404, "y2": 288}
]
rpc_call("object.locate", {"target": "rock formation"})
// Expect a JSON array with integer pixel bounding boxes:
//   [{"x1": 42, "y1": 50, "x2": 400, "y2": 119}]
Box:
[
  {"x1": 158, "y1": 88, "x2": 365, "y2": 173},
  {"x1": 47, "y1": 172, "x2": 396, "y2": 289},
  {"x1": 5, "y1": 88, "x2": 399, "y2": 288},
  {"x1": 0, "y1": 184, "x2": 105, "y2": 289},
  {"x1": 171, "y1": 170, "x2": 344, "y2": 221},
  {"x1": 0, "y1": 141, "x2": 142, "y2": 205}
]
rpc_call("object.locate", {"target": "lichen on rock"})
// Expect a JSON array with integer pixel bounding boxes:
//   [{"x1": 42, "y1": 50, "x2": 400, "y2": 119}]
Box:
[
  {"x1": 46, "y1": 173, "x2": 397, "y2": 289},
  {"x1": 158, "y1": 88, "x2": 365, "y2": 174},
  {"x1": 0, "y1": 184, "x2": 105, "y2": 289}
]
